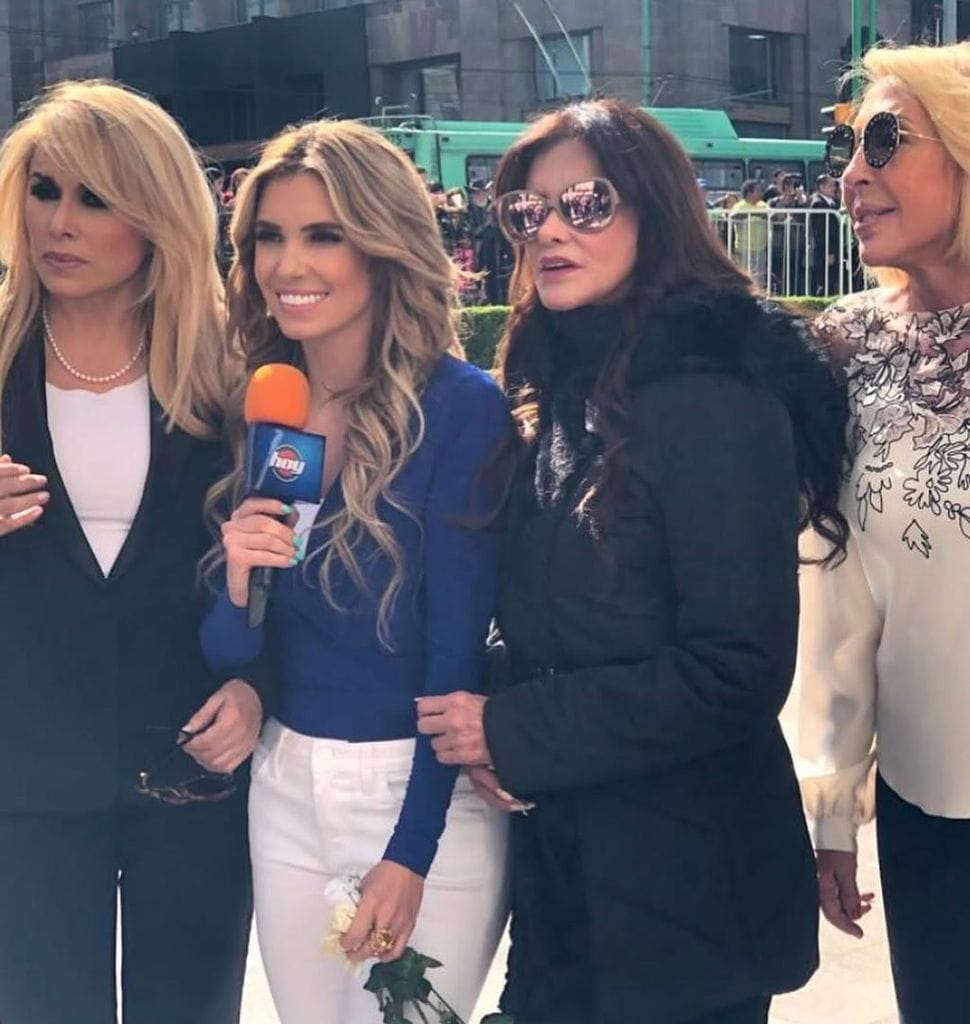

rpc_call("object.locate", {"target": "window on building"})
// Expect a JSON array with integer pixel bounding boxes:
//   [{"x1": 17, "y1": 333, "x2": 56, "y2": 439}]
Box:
[
  {"x1": 534, "y1": 32, "x2": 590, "y2": 104},
  {"x1": 235, "y1": 0, "x2": 279, "y2": 22},
  {"x1": 165, "y1": 1, "x2": 196, "y2": 32},
  {"x1": 693, "y1": 159, "x2": 745, "y2": 193},
  {"x1": 728, "y1": 28, "x2": 781, "y2": 102},
  {"x1": 78, "y1": 0, "x2": 114, "y2": 53},
  {"x1": 746, "y1": 159, "x2": 804, "y2": 185},
  {"x1": 420, "y1": 65, "x2": 461, "y2": 119},
  {"x1": 229, "y1": 84, "x2": 255, "y2": 140},
  {"x1": 286, "y1": 74, "x2": 326, "y2": 120},
  {"x1": 387, "y1": 59, "x2": 461, "y2": 119},
  {"x1": 466, "y1": 156, "x2": 500, "y2": 188}
]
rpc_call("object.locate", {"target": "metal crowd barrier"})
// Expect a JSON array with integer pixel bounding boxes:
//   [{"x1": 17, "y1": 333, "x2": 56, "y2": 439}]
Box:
[{"x1": 708, "y1": 207, "x2": 860, "y2": 299}]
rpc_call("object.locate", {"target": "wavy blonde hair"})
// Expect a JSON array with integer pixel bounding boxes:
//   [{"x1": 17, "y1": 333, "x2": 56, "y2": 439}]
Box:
[
  {"x1": 210, "y1": 119, "x2": 464, "y2": 645},
  {"x1": 0, "y1": 79, "x2": 228, "y2": 439},
  {"x1": 853, "y1": 43, "x2": 970, "y2": 288}
]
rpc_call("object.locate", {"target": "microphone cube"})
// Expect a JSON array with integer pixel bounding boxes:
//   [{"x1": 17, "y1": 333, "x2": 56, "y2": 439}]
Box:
[{"x1": 245, "y1": 423, "x2": 326, "y2": 504}]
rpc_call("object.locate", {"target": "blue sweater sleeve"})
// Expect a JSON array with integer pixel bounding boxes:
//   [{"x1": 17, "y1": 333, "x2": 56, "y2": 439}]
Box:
[
  {"x1": 200, "y1": 587, "x2": 266, "y2": 676},
  {"x1": 382, "y1": 373, "x2": 509, "y2": 876}
]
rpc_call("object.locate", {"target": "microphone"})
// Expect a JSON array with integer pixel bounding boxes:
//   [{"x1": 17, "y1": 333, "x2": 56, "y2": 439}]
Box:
[{"x1": 243, "y1": 364, "x2": 325, "y2": 628}]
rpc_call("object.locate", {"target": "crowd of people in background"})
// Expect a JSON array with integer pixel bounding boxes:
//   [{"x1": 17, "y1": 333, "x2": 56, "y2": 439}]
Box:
[
  {"x1": 422, "y1": 172, "x2": 515, "y2": 305},
  {"x1": 708, "y1": 169, "x2": 855, "y2": 297}
]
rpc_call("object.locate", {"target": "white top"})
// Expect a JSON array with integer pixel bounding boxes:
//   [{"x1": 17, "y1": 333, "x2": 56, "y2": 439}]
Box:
[
  {"x1": 46, "y1": 375, "x2": 151, "y2": 577},
  {"x1": 797, "y1": 292, "x2": 970, "y2": 851}
]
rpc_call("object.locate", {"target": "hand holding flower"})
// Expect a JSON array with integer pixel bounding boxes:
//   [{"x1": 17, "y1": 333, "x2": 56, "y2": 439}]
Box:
[{"x1": 340, "y1": 860, "x2": 424, "y2": 965}]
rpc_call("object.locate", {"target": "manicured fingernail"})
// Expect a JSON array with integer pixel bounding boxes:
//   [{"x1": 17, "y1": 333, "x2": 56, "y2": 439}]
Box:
[
  {"x1": 496, "y1": 788, "x2": 516, "y2": 802},
  {"x1": 280, "y1": 503, "x2": 293, "y2": 515},
  {"x1": 289, "y1": 555, "x2": 299, "y2": 566}
]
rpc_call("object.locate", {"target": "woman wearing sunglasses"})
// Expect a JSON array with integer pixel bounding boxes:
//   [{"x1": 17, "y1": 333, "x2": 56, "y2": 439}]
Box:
[
  {"x1": 799, "y1": 43, "x2": 970, "y2": 1023},
  {"x1": 0, "y1": 81, "x2": 273, "y2": 1023},
  {"x1": 417, "y1": 98, "x2": 849, "y2": 1024}
]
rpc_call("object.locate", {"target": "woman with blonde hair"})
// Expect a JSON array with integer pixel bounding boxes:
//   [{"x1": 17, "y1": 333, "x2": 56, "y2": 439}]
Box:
[
  {"x1": 799, "y1": 42, "x2": 970, "y2": 1022},
  {"x1": 199, "y1": 119, "x2": 510, "y2": 1023},
  {"x1": 0, "y1": 79, "x2": 273, "y2": 1024}
]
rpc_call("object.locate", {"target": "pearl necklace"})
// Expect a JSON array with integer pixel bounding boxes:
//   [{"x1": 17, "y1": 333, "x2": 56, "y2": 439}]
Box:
[{"x1": 42, "y1": 308, "x2": 146, "y2": 385}]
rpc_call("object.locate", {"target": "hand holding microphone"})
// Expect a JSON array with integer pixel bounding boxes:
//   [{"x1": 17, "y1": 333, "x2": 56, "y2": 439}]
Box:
[
  {"x1": 222, "y1": 496, "x2": 299, "y2": 608},
  {"x1": 222, "y1": 364, "x2": 325, "y2": 626}
]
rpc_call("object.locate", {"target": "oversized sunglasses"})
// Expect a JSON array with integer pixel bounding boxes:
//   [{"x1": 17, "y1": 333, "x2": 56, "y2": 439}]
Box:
[
  {"x1": 825, "y1": 111, "x2": 939, "y2": 179},
  {"x1": 495, "y1": 178, "x2": 621, "y2": 243},
  {"x1": 135, "y1": 726, "x2": 237, "y2": 806}
]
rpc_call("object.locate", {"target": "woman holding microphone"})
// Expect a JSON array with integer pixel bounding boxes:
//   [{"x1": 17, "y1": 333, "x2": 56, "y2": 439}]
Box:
[{"x1": 200, "y1": 119, "x2": 510, "y2": 1024}]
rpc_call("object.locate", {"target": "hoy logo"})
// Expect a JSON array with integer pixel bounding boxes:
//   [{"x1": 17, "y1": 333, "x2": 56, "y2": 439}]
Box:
[{"x1": 269, "y1": 444, "x2": 306, "y2": 482}]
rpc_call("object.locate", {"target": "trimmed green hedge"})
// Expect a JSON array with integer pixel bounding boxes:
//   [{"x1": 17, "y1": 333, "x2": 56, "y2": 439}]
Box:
[
  {"x1": 460, "y1": 297, "x2": 838, "y2": 371},
  {"x1": 460, "y1": 306, "x2": 510, "y2": 372}
]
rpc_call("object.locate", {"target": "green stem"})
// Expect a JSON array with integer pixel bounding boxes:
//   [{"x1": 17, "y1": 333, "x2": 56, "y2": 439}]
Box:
[{"x1": 428, "y1": 985, "x2": 465, "y2": 1023}]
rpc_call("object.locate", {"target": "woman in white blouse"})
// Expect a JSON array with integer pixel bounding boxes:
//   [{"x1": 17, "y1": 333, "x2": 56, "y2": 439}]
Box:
[
  {"x1": 0, "y1": 81, "x2": 270, "y2": 1023},
  {"x1": 799, "y1": 43, "x2": 970, "y2": 1023}
]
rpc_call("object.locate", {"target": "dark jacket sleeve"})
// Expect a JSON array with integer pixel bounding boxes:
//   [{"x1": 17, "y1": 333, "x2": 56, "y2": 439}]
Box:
[{"x1": 483, "y1": 372, "x2": 801, "y2": 793}]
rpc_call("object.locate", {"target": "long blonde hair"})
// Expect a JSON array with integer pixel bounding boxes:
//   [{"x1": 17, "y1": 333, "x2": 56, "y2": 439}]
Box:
[
  {"x1": 211, "y1": 119, "x2": 464, "y2": 645},
  {"x1": 856, "y1": 43, "x2": 970, "y2": 287},
  {"x1": 0, "y1": 79, "x2": 228, "y2": 437}
]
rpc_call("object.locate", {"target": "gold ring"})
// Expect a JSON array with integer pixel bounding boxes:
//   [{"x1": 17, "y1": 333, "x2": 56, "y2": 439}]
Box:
[{"x1": 368, "y1": 928, "x2": 394, "y2": 955}]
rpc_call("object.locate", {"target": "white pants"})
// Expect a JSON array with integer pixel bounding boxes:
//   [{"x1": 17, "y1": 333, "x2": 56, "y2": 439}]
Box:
[{"x1": 249, "y1": 719, "x2": 510, "y2": 1024}]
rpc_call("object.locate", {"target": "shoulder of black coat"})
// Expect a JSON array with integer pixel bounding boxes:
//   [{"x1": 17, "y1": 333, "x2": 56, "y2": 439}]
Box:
[{"x1": 629, "y1": 284, "x2": 836, "y2": 402}]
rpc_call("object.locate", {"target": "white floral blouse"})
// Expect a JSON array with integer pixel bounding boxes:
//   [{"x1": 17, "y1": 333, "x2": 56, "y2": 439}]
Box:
[{"x1": 796, "y1": 291, "x2": 970, "y2": 852}]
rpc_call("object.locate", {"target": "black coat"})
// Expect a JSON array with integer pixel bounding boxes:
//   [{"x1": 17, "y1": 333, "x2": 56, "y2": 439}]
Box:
[
  {"x1": 483, "y1": 288, "x2": 834, "y2": 1024},
  {"x1": 0, "y1": 330, "x2": 275, "y2": 814}
]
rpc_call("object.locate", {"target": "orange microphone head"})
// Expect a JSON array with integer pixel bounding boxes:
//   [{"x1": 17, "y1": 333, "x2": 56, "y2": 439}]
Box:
[{"x1": 243, "y1": 364, "x2": 310, "y2": 430}]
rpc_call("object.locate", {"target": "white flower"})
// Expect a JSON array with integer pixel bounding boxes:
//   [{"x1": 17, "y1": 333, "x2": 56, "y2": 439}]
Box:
[
  {"x1": 324, "y1": 874, "x2": 362, "y2": 906},
  {"x1": 322, "y1": 899, "x2": 359, "y2": 957},
  {"x1": 321, "y1": 874, "x2": 363, "y2": 966}
]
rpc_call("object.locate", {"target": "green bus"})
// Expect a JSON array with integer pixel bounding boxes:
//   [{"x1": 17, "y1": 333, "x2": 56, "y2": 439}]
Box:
[{"x1": 361, "y1": 109, "x2": 827, "y2": 197}]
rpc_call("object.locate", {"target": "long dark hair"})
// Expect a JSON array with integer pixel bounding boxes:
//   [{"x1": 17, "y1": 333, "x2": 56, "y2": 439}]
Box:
[{"x1": 492, "y1": 98, "x2": 848, "y2": 563}]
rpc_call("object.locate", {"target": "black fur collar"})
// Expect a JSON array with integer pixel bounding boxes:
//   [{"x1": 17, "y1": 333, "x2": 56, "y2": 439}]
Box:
[
  {"x1": 529, "y1": 284, "x2": 846, "y2": 516},
  {"x1": 630, "y1": 284, "x2": 829, "y2": 391}
]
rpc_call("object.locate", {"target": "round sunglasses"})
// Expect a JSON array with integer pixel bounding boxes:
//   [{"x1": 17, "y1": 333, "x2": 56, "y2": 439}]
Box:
[
  {"x1": 825, "y1": 110, "x2": 940, "y2": 179},
  {"x1": 136, "y1": 726, "x2": 237, "y2": 806},
  {"x1": 495, "y1": 178, "x2": 621, "y2": 243}
]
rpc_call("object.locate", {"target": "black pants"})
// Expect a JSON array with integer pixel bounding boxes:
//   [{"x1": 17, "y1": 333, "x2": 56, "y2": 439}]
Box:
[
  {"x1": 0, "y1": 792, "x2": 252, "y2": 1024},
  {"x1": 684, "y1": 997, "x2": 770, "y2": 1024},
  {"x1": 876, "y1": 773, "x2": 970, "y2": 1024}
]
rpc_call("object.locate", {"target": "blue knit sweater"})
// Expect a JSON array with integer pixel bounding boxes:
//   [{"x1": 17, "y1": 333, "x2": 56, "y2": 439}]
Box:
[{"x1": 200, "y1": 355, "x2": 508, "y2": 876}]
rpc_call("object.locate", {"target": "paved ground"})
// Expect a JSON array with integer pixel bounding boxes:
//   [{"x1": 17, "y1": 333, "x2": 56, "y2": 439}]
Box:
[{"x1": 240, "y1": 685, "x2": 898, "y2": 1024}]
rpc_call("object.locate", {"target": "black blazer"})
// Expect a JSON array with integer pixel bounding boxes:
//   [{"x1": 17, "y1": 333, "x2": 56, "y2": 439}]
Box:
[
  {"x1": 483, "y1": 290, "x2": 840, "y2": 1024},
  {"x1": 0, "y1": 330, "x2": 274, "y2": 814}
]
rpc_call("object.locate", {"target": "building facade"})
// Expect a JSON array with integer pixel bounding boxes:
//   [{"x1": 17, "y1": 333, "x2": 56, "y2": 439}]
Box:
[{"x1": 5, "y1": 0, "x2": 961, "y2": 154}]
